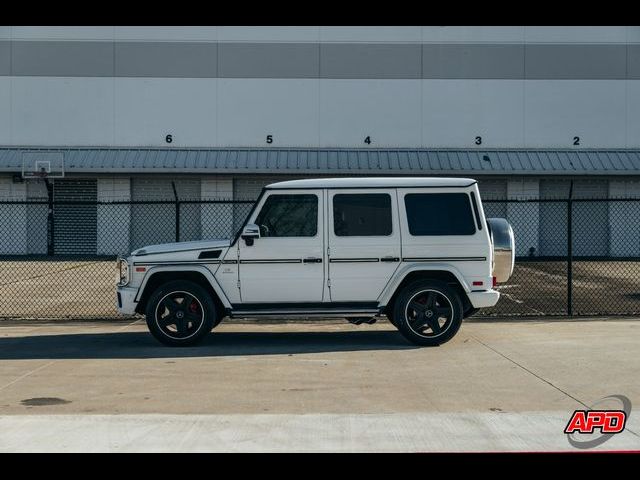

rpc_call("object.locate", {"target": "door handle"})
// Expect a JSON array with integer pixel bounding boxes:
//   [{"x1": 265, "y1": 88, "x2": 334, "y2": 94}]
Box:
[
  {"x1": 303, "y1": 257, "x2": 322, "y2": 264},
  {"x1": 380, "y1": 256, "x2": 400, "y2": 262}
]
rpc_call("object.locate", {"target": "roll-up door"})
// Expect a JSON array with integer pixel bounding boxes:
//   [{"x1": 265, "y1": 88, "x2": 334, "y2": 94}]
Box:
[{"x1": 53, "y1": 179, "x2": 98, "y2": 255}]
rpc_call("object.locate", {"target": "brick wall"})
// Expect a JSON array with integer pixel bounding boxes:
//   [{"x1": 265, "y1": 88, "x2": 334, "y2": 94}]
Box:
[
  {"x1": 507, "y1": 179, "x2": 540, "y2": 257},
  {"x1": 97, "y1": 177, "x2": 131, "y2": 255},
  {"x1": 0, "y1": 177, "x2": 27, "y2": 254},
  {"x1": 233, "y1": 175, "x2": 301, "y2": 200},
  {"x1": 201, "y1": 177, "x2": 235, "y2": 239}
]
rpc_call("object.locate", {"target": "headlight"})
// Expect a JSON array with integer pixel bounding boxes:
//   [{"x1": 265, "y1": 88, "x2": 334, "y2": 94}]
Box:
[{"x1": 116, "y1": 257, "x2": 130, "y2": 287}]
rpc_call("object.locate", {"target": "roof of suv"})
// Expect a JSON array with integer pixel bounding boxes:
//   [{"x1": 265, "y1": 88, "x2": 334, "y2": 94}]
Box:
[{"x1": 266, "y1": 177, "x2": 477, "y2": 190}]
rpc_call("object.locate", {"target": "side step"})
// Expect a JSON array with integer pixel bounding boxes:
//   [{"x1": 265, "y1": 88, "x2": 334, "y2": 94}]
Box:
[
  {"x1": 347, "y1": 317, "x2": 378, "y2": 325},
  {"x1": 229, "y1": 302, "x2": 381, "y2": 318},
  {"x1": 230, "y1": 310, "x2": 380, "y2": 318}
]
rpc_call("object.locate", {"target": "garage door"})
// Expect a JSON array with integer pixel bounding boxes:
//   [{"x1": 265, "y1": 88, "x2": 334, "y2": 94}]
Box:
[
  {"x1": 573, "y1": 180, "x2": 609, "y2": 257},
  {"x1": 539, "y1": 179, "x2": 609, "y2": 257},
  {"x1": 53, "y1": 179, "x2": 98, "y2": 255}
]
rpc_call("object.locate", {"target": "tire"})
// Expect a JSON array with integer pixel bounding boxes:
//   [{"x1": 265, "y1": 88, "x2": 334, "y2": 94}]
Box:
[
  {"x1": 393, "y1": 280, "x2": 463, "y2": 346},
  {"x1": 385, "y1": 310, "x2": 398, "y2": 328},
  {"x1": 464, "y1": 307, "x2": 480, "y2": 319},
  {"x1": 212, "y1": 316, "x2": 224, "y2": 329},
  {"x1": 145, "y1": 280, "x2": 216, "y2": 347}
]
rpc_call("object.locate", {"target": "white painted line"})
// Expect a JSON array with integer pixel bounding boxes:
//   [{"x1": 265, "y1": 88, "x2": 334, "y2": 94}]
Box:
[
  {"x1": 498, "y1": 291, "x2": 546, "y2": 315},
  {"x1": 0, "y1": 413, "x2": 639, "y2": 452},
  {"x1": 0, "y1": 319, "x2": 138, "y2": 394},
  {"x1": 114, "y1": 319, "x2": 142, "y2": 332},
  {"x1": 0, "y1": 362, "x2": 55, "y2": 393}
]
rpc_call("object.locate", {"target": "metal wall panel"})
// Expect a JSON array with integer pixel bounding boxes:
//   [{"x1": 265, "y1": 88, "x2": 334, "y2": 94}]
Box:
[
  {"x1": 219, "y1": 43, "x2": 319, "y2": 78},
  {"x1": 11, "y1": 77, "x2": 115, "y2": 146},
  {"x1": 0, "y1": 41, "x2": 9, "y2": 75},
  {"x1": 525, "y1": 44, "x2": 627, "y2": 80},
  {"x1": 0, "y1": 78, "x2": 9, "y2": 145},
  {"x1": 3, "y1": 41, "x2": 637, "y2": 80},
  {"x1": 628, "y1": 45, "x2": 640, "y2": 80},
  {"x1": 12, "y1": 41, "x2": 114, "y2": 77},
  {"x1": 422, "y1": 44, "x2": 524, "y2": 79},
  {"x1": 320, "y1": 43, "x2": 421, "y2": 79},
  {"x1": 114, "y1": 78, "x2": 217, "y2": 147},
  {"x1": 115, "y1": 42, "x2": 217, "y2": 78}
]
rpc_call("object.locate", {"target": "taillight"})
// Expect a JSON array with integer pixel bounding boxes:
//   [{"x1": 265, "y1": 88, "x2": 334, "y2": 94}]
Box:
[{"x1": 492, "y1": 276, "x2": 497, "y2": 287}]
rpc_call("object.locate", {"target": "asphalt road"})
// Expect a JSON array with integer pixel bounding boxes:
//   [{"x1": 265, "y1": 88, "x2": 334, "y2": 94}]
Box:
[{"x1": 0, "y1": 318, "x2": 639, "y2": 452}]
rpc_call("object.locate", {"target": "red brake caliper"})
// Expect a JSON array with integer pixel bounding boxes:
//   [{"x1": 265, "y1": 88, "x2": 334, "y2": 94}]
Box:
[{"x1": 189, "y1": 301, "x2": 199, "y2": 314}]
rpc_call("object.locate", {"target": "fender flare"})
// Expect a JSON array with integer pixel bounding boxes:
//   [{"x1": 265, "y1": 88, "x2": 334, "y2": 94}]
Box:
[
  {"x1": 377, "y1": 263, "x2": 471, "y2": 307},
  {"x1": 134, "y1": 265, "x2": 232, "y2": 308}
]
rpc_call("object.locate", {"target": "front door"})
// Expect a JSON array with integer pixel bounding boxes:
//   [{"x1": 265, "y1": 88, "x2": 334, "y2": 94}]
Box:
[
  {"x1": 238, "y1": 190, "x2": 325, "y2": 303},
  {"x1": 327, "y1": 189, "x2": 401, "y2": 302}
]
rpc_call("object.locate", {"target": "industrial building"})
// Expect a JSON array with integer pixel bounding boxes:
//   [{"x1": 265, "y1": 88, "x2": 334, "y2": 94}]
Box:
[{"x1": 0, "y1": 26, "x2": 639, "y2": 257}]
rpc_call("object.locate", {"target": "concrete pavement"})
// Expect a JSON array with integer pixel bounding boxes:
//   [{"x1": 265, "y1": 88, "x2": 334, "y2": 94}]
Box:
[{"x1": 0, "y1": 318, "x2": 639, "y2": 451}]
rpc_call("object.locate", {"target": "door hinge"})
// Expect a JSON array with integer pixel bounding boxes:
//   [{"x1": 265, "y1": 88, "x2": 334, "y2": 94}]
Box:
[
  {"x1": 327, "y1": 278, "x2": 331, "y2": 287},
  {"x1": 327, "y1": 247, "x2": 330, "y2": 257},
  {"x1": 237, "y1": 279, "x2": 241, "y2": 289}
]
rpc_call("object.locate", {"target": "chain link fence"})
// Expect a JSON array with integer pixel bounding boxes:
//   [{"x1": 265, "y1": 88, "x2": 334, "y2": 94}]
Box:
[{"x1": 1, "y1": 194, "x2": 640, "y2": 319}]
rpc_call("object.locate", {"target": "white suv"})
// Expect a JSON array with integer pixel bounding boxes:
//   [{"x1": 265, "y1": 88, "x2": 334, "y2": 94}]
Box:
[{"x1": 116, "y1": 177, "x2": 514, "y2": 347}]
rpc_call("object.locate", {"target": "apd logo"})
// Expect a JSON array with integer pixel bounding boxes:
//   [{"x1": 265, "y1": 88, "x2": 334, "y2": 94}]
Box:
[{"x1": 564, "y1": 395, "x2": 631, "y2": 449}]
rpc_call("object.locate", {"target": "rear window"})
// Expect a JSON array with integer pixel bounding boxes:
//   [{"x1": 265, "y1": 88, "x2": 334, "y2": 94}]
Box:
[{"x1": 404, "y1": 193, "x2": 476, "y2": 236}]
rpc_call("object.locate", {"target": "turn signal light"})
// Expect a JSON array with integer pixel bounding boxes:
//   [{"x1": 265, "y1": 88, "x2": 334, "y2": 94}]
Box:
[{"x1": 135, "y1": 267, "x2": 146, "y2": 272}]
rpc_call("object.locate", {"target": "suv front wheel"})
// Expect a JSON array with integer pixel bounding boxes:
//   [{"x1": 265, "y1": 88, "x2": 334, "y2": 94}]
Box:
[
  {"x1": 145, "y1": 280, "x2": 216, "y2": 347},
  {"x1": 393, "y1": 280, "x2": 463, "y2": 346}
]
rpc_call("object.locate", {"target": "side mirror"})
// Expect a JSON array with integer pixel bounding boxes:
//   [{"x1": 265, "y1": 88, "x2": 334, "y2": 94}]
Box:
[{"x1": 241, "y1": 223, "x2": 260, "y2": 246}]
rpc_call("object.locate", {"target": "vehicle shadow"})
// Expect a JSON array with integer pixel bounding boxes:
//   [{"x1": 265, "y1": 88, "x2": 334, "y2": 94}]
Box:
[{"x1": 0, "y1": 330, "x2": 420, "y2": 360}]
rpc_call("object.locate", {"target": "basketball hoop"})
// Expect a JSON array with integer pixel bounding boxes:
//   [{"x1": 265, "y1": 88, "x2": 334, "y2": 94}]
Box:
[
  {"x1": 36, "y1": 167, "x2": 49, "y2": 179},
  {"x1": 21, "y1": 152, "x2": 65, "y2": 181}
]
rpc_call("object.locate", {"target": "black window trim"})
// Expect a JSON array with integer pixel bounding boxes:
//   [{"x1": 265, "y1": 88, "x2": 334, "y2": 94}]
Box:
[
  {"x1": 331, "y1": 192, "x2": 394, "y2": 238},
  {"x1": 469, "y1": 191, "x2": 483, "y2": 231},
  {"x1": 253, "y1": 192, "x2": 320, "y2": 239}
]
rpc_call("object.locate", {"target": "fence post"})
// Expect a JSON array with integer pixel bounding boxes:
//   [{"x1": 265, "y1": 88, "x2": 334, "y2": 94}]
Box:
[
  {"x1": 567, "y1": 180, "x2": 574, "y2": 316},
  {"x1": 172, "y1": 181, "x2": 180, "y2": 243},
  {"x1": 45, "y1": 178, "x2": 54, "y2": 256}
]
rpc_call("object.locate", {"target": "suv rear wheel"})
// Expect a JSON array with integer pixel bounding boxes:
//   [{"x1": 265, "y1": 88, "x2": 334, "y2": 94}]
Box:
[
  {"x1": 145, "y1": 280, "x2": 216, "y2": 347},
  {"x1": 393, "y1": 280, "x2": 463, "y2": 346}
]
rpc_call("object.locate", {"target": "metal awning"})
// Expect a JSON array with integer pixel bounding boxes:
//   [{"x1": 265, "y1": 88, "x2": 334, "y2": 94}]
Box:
[{"x1": 1, "y1": 148, "x2": 640, "y2": 175}]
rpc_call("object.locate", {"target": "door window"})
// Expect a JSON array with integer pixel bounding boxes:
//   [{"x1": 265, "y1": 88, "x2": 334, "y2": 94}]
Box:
[
  {"x1": 333, "y1": 193, "x2": 392, "y2": 236},
  {"x1": 254, "y1": 194, "x2": 318, "y2": 237}
]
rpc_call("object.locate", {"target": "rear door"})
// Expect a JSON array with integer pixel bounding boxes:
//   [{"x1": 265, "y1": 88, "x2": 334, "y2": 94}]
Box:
[
  {"x1": 397, "y1": 187, "x2": 491, "y2": 287},
  {"x1": 327, "y1": 189, "x2": 401, "y2": 302}
]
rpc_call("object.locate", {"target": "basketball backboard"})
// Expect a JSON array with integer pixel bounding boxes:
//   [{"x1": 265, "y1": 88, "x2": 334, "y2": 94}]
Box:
[{"x1": 21, "y1": 151, "x2": 65, "y2": 179}]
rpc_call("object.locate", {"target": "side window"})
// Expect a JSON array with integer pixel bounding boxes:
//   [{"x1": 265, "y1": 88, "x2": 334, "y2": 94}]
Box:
[
  {"x1": 333, "y1": 193, "x2": 392, "y2": 236},
  {"x1": 254, "y1": 194, "x2": 318, "y2": 237},
  {"x1": 405, "y1": 193, "x2": 476, "y2": 236}
]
